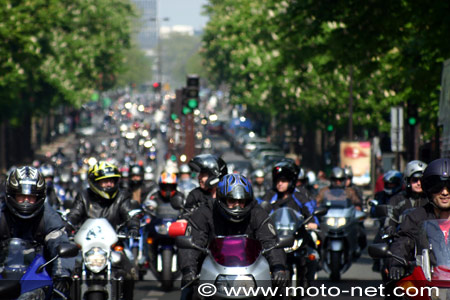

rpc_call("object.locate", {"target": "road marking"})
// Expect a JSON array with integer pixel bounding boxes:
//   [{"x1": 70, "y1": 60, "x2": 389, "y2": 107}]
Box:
[{"x1": 147, "y1": 290, "x2": 165, "y2": 297}]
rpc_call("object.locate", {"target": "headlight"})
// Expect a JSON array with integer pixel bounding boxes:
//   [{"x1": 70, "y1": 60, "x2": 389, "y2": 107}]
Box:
[
  {"x1": 215, "y1": 275, "x2": 256, "y2": 295},
  {"x1": 155, "y1": 222, "x2": 172, "y2": 235},
  {"x1": 326, "y1": 217, "x2": 347, "y2": 228},
  {"x1": 326, "y1": 217, "x2": 335, "y2": 227},
  {"x1": 84, "y1": 247, "x2": 108, "y2": 273}
]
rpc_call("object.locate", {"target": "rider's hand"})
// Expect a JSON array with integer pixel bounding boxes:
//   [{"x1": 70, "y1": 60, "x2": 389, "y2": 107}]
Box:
[
  {"x1": 306, "y1": 222, "x2": 318, "y2": 230},
  {"x1": 389, "y1": 265, "x2": 405, "y2": 280},
  {"x1": 272, "y1": 270, "x2": 289, "y2": 287},
  {"x1": 54, "y1": 276, "x2": 71, "y2": 295},
  {"x1": 128, "y1": 228, "x2": 139, "y2": 239}
]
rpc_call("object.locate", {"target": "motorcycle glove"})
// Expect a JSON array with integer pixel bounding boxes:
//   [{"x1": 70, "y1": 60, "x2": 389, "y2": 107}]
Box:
[
  {"x1": 54, "y1": 276, "x2": 71, "y2": 295},
  {"x1": 128, "y1": 228, "x2": 140, "y2": 239},
  {"x1": 272, "y1": 270, "x2": 289, "y2": 287},
  {"x1": 389, "y1": 265, "x2": 405, "y2": 280},
  {"x1": 18, "y1": 288, "x2": 46, "y2": 300}
]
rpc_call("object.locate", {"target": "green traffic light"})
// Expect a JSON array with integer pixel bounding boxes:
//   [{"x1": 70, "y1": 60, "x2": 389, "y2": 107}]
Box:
[
  {"x1": 187, "y1": 98, "x2": 198, "y2": 109},
  {"x1": 170, "y1": 155, "x2": 177, "y2": 161},
  {"x1": 182, "y1": 107, "x2": 192, "y2": 115},
  {"x1": 408, "y1": 117, "x2": 417, "y2": 126},
  {"x1": 171, "y1": 113, "x2": 178, "y2": 121},
  {"x1": 327, "y1": 124, "x2": 334, "y2": 132}
]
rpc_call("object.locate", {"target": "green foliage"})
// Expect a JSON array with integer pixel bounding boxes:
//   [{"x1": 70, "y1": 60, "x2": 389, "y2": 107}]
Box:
[
  {"x1": 0, "y1": 0, "x2": 136, "y2": 121},
  {"x1": 202, "y1": 0, "x2": 450, "y2": 138}
]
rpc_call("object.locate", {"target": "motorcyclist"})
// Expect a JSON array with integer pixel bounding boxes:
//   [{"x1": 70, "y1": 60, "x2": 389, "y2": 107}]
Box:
[
  {"x1": 178, "y1": 164, "x2": 199, "y2": 199},
  {"x1": 128, "y1": 164, "x2": 151, "y2": 204},
  {"x1": 316, "y1": 166, "x2": 366, "y2": 256},
  {"x1": 182, "y1": 154, "x2": 228, "y2": 217},
  {"x1": 344, "y1": 166, "x2": 363, "y2": 202},
  {"x1": 144, "y1": 172, "x2": 185, "y2": 275},
  {"x1": 67, "y1": 161, "x2": 140, "y2": 300},
  {"x1": 262, "y1": 161, "x2": 318, "y2": 229},
  {"x1": 296, "y1": 167, "x2": 314, "y2": 200},
  {"x1": 251, "y1": 169, "x2": 268, "y2": 201},
  {"x1": 180, "y1": 174, "x2": 288, "y2": 298},
  {"x1": 371, "y1": 170, "x2": 403, "y2": 272},
  {"x1": 0, "y1": 166, "x2": 75, "y2": 298},
  {"x1": 387, "y1": 160, "x2": 428, "y2": 233},
  {"x1": 316, "y1": 166, "x2": 362, "y2": 210},
  {"x1": 389, "y1": 158, "x2": 450, "y2": 281},
  {"x1": 39, "y1": 163, "x2": 62, "y2": 210}
]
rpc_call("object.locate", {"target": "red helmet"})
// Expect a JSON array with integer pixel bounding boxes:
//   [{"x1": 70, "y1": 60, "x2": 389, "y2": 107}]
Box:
[{"x1": 159, "y1": 172, "x2": 178, "y2": 198}]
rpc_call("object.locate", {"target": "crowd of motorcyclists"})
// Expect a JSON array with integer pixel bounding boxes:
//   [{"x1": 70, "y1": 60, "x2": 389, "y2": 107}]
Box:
[{"x1": 1, "y1": 100, "x2": 449, "y2": 300}]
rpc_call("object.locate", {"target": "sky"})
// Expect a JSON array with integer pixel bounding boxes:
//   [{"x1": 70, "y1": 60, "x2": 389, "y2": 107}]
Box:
[{"x1": 159, "y1": 0, "x2": 209, "y2": 30}]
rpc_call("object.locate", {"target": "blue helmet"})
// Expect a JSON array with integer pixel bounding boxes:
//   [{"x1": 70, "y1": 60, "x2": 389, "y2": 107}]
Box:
[
  {"x1": 217, "y1": 174, "x2": 255, "y2": 222},
  {"x1": 383, "y1": 170, "x2": 403, "y2": 195}
]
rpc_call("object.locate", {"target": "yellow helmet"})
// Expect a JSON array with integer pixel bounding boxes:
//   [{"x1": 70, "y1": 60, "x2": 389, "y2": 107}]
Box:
[{"x1": 88, "y1": 161, "x2": 121, "y2": 200}]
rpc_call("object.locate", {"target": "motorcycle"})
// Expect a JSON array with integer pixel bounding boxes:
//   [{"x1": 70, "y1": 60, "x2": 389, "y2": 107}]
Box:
[
  {"x1": 144, "y1": 196, "x2": 183, "y2": 291},
  {"x1": 176, "y1": 233, "x2": 294, "y2": 299},
  {"x1": 269, "y1": 206, "x2": 327, "y2": 291},
  {"x1": 369, "y1": 219, "x2": 450, "y2": 300},
  {"x1": 72, "y1": 209, "x2": 142, "y2": 300},
  {"x1": 0, "y1": 238, "x2": 79, "y2": 300},
  {"x1": 320, "y1": 197, "x2": 366, "y2": 281}
]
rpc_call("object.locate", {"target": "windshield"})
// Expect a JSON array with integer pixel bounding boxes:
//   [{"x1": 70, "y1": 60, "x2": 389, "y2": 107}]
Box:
[
  {"x1": 0, "y1": 238, "x2": 39, "y2": 280},
  {"x1": 209, "y1": 236, "x2": 262, "y2": 267},
  {"x1": 270, "y1": 207, "x2": 303, "y2": 236}
]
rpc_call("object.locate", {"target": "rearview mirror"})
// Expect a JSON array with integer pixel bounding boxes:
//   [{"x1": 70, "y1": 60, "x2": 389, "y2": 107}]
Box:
[
  {"x1": 276, "y1": 235, "x2": 295, "y2": 249},
  {"x1": 313, "y1": 207, "x2": 328, "y2": 217},
  {"x1": 170, "y1": 195, "x2": 184, "y2": 210},
  {"x1": 128, "y1": 209, "x2": 144, "y2": 219},
  {"x1": 368, "y1": 243, "x2": 391, "y2": 259},
  {"x1": 57, "y1": 243, "x2": 79, "y2": 258}
]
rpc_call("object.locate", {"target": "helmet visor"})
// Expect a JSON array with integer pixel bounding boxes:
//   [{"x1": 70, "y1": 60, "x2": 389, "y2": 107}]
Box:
[{"x1": 428, "y1": 180, "x2": 450, "y2": 194}]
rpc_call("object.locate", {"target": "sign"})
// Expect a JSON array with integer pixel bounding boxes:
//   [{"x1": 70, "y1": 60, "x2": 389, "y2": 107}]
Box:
[
  {"x1": 340, "y1": 141, "x2": 371, "y2": 185},
  {"x1": 390, "y1": 107, "x2": 404, "y2": 152}
]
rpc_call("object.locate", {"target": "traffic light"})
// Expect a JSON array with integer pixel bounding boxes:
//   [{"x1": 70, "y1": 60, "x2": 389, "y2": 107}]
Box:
[
  {"x1": 185, "y1": 75, "x2": 199, "y2": 110},
  {"x1": 152, "y1": 82, "x2": 161, "y2": 92},
  {"x1": 408, "y1": 117, "x2": 417, "y2": 126},
  {"x1": 327, "y1": 124, "x2": 334, "y2": 132}
]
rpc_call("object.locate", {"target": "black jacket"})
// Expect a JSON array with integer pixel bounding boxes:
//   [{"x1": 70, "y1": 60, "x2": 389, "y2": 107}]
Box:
[
  {"x1": 390, "y1": 202, "x2": 436, "y2": 263},
  {"x1": 181, "y1": 187, "x2": 214, "y2": 218},
  {"x1": 67, "y1": 188, "x2": 140, "y2": 231},
  {"x1": 179, "y1": 202, "x2": 287, "y2": 274},
  {"x1": 0, "y1": 203, "x2": 75, "y2": 277},
  {"x1": 261, "y1": 189, "x2": 313, "y2": 220},
  {"x1": 387, "y1": 191, "x2": 428, "y2": 228}
]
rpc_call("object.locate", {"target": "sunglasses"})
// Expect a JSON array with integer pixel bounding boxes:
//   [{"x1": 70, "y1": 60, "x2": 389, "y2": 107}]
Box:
[
  {"x1": 428, "y1": 181, "x2": 450, "y2": 194},
  {"x1": 410, "y1": 177, "x2": 421, "y2": 184}
]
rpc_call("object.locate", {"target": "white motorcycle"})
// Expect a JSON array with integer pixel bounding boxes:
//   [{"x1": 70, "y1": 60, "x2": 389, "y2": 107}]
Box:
[{"x1": 72, "y1": 210, "x2": 142, "y2": 300}]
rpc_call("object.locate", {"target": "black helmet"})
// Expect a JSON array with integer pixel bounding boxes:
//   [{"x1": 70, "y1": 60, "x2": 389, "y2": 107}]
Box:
[
  {"x1": 272, "y1": 161, "x2": 299, "y2": 192},
  {"x1": 217, "y1": 174, "x2": 255, "y2": 223},
  {"x1": 88, "y1": 161, "x2": 121, "y2": 200},
  {"x1": 129, "y1": 164, "x2": 144, "y2": 190},
  {"x1": 383, "y1": 170, "x2": 403, "y2": 195},
  {"x1": 5, "y1": 166, "x2": 46, "y2": 219},
  {"x1": 330, "y1": 166, "x2": 346, "y2": 188},
  {"x1": 421, "y1": 158, "x2": 450, "y2": 196},
  {"x1": 188, "y1": 154, "x2": 228, "y2": 188}
]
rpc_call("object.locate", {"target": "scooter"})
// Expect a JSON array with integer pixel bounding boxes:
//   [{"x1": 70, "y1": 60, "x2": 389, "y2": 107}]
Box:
[
  {"x1": 369, "y1": 218, "x2": 450, "y2": 300},
  {"x1": 321, "y1": 197, "x2": 366, "y2": 281},
  {"x1": 269, "y1": 206, "x2": 328, "y2": 291},
  {"x1": 0, "y1": 238, "x2": 79, "y2": 300},
  {"x1": 175, "y1": 233, "x2": 294, "y2": 299}
]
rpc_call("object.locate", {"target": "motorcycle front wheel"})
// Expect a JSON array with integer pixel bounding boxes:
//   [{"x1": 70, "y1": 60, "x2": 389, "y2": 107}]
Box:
[
  {"x1": 161, "y1": 249, "x2": 173, "y2": 291},
  {"x1": 330, "y1": 251, "x2": 341, "y2": 282}
]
